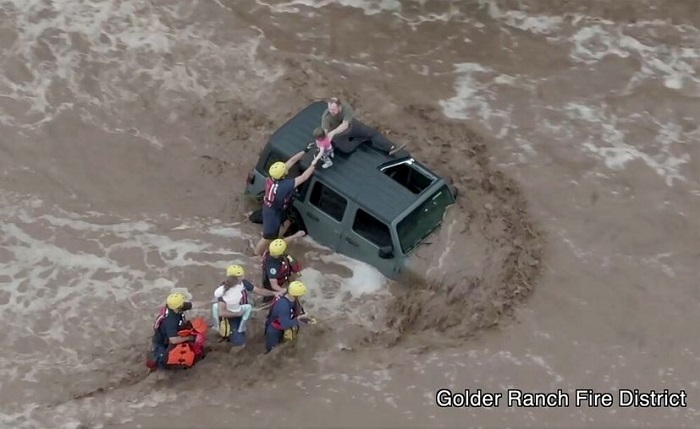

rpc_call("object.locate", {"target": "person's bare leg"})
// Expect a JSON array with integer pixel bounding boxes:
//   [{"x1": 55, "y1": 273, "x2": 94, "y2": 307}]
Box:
[
  {"x1": 278, "y1": 219, "x2": 292, "y2": 238},
  {"x1": 284, "y1": 230, "x2": 306, "y2": 243},
  {"x1": 253, "y1": 237, "x2": 270, "y2": 256}
]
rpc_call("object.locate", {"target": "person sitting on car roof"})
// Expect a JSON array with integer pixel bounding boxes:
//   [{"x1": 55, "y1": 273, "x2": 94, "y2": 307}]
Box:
[
  {"x1": 260, "y1": 238, "x2": 302, "y2": 306},
  {"x1": 321, "y1": 97, "x2": 405, "y2": 155},
  {"x1": 253, "y1": 150, "x2": 323, "y2": 256}
]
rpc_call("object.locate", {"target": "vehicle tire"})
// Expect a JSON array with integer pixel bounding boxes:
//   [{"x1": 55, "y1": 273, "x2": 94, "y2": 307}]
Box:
[
  {"x1": 284, "y1": 207, "x2": 307, "y2": 238},
  {"x1": 249, "y1": 209, "x2": 263, "y2": 224},
  {"x1": 254, "y1": 191, "x2": 264, "y2": 203}
]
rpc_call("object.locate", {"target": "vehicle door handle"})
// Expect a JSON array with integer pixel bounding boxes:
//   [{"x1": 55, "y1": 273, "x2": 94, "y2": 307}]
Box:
[
  {"x1": 345, "y1": 237, "x2": 359, "y2": 247},
  {"x1": 306, "y1": 212, "x2": 319, "y2": 221}
]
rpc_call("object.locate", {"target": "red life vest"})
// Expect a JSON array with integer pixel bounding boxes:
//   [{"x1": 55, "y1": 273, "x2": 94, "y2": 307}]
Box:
[
  {"x1": 263, "y1": 177, "x2": 293, "y2": 210},
  {"x1": 268, "y1": 295, "x2": 303, "y2": 330},
  {"x1": 153, "y1": 306, "x2": 168, "y2": 330},
  {"x1": 153, "y1": 306, "x2": 188, "y2": 331},
  {"x1": 261, "y1": 252, "x2": 300, "y2": 288}
]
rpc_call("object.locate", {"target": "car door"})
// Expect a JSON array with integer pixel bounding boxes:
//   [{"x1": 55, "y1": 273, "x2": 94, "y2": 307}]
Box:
[
  {"x1": 337, "y1": 206, "x2": 399, "y2": 278},
  {"x1": 300, "y1": 179, "x2": 348, "y2": 251}
]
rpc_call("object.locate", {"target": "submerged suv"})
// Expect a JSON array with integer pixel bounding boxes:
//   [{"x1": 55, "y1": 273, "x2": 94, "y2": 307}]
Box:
[{"x1": 244, "y1": 101, "x2": 457, "y2": 280}]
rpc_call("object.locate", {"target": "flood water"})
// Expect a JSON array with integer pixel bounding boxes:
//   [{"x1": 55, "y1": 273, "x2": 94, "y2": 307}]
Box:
[{"x1": 1, "y1": 0, "x2": 699, "y2": 428}]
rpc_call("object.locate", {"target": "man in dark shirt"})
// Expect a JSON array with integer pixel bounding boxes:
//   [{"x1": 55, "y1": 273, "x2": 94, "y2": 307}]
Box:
[
  {"x1": 253, "y1": 150, "x2": 322, "y2": 256},
  {"x1": 321, "y1": 97, "x2": 406, "y2": 155},
  {"x1": 261, "y1": 238, "x2": 301, "y2": 305},
  {"x1": 264, "y1": 281, "x2": 313, "y2": 353},
  {"x1": 150, "y1": 292, "x2": 205, "y2": 370}
]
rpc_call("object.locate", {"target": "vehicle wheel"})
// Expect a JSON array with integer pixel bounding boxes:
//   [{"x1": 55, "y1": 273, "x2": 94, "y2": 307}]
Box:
[
  {"x1": 450, "y1": 184, "x2": 460, "y2": 199},
  {"x1": 284, "y1": 208, "x2": 307, "y2": 238},
  {"x1": 249, "y1": 209, "x2": 263, "y2": 224}
]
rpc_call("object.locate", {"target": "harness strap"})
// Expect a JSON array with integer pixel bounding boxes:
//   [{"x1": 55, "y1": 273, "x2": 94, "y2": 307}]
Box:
[
  {"x1": 269, "y1": 297, "x2": 302, "y2": 330},
  {"x1": 153, "y1": 307, "x2": 168, "y2": 331}
]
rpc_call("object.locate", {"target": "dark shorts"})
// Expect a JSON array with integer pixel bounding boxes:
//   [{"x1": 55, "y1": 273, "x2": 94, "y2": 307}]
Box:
[
  {"x1": 152, "y1": 344, "x2": 168, "y2": 369},
  {"x1": 262, "y1": 207, "x2": 289, "y2": 240},
  {"x1": 220, "y1": 316, "x2": 246, "y2": 346},
  {"x1": 264, "y1": 321, "x2": 285, "y2": 353}
]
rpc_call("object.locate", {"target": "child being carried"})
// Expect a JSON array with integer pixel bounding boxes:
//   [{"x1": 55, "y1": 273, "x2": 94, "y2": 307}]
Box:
[{"x1": 312, "y1": 127, "x2": 334, "y2": 169}]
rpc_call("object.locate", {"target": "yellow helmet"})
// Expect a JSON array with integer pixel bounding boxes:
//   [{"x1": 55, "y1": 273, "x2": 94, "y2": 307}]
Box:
[
  {"x1": 268, "y1": 162, "x2": 287, "y2": 180},
  {"x1": 226, "y1": 264, "x2": 244, "y2": 278},
  {"x1": 166, "y1": 292, "x2": 186, "y2": 310},
  {"x1": 288, "y1": 281, "x2": 308, "y2": 297},
  {"x1": 269, "y1": 238, "x2": 287, "y2": 257}
]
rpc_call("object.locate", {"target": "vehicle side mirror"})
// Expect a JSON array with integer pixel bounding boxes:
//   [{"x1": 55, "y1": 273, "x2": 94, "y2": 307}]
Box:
[{"x1": 378, "y1": 245, "x2": 394, "y2": 259}]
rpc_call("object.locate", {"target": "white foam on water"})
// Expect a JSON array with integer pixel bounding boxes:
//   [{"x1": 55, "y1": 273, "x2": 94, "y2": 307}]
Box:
[
  {"x1": 0, "y1": 191, "x2": 389, "y2": 424},
  {"x1": 427, "y1": 216, "x2": 457, "y2": 278},
  {"x1": 565, "y1": 102, "x2": 690, "y2": 186},
  {"x1": 0, "y1": 0, "x2": 285, "y2": 129},
  {"x1": 484, "y1": 0, "x2": 564, "y2": 35},
  {"x1": 439, "y1": 63, "x2": 491, "y2": 120},
  {"x1": 296, "y1": 237, "x2": 389, "y2": 327},
  {"x1": 315, "y1": 253, "x2": 387, "y2": 296},
  {"x1": 208, "y1": 226, "x2": 250, "y2": 240},
  {"x1": 570, "y1": 24, "x2": 700, "y2": 94},
  {"x1": 0, "y1": 194, "x2": 243, "y2": 365},
  {"x1": 527, "y1": 353, "x2": 564, "y2": 383},
  {"x1": 555, "y1": 226, "x2": 596, "y2": 263},
  {"x1": 437, "y1": 5, "x2": 698, "y2": 187},
  {"x1": 438, "y1": 62, "x2": 524, "y2": 141},
  {"x1": 640, "y1": 253, "x2": 677, "y2": 279},
  {"x1": 254, "y1": 0, "x2": 401, "y2": 15},
  {"x1": 257, "y1": 0, "x2": 469, "y2": 30},
  {"x1": 0, "y1": 406, "x2": 45, "y2": 429}
]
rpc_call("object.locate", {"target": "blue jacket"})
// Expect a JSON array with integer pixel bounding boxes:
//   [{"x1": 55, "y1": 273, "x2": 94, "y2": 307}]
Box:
[{"x1": 268, "y1": 297, "x2": 299, "y2": 330}]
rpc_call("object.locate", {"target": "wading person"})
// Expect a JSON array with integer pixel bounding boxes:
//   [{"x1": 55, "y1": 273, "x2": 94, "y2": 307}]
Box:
[
  {"x1": 253, "y1": 150, "x2": 323, "y2": 256},
  {"x1": 261, "y1": 238, "x2": 302, "y2": 306},
  {"x1": 213, "y1": 264, "x2": 279, "y2": 347},
  {"x1": 148, "y1": 292, "x2": 209, "y2": 371},
  {"x1": 264, "y1": 281, "x2": 314, "y2": 353}
]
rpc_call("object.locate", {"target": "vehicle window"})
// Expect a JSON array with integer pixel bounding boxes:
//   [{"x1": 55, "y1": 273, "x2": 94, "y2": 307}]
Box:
[
  {"x1": 396, "y1": 185, "x2": 455, "y2": 253},
  {"x1": 381, "y1": 161, "x2": 434, "y2": 194},
  {"x1": 352, "y1": 209, "x2": 392, "y2": 247},
  {"x1": 309, "y1": 181, "x2": 347, "y2": 222},
  {"x1": 260, "y1": 150, "x2": 310, "y2": 201}
]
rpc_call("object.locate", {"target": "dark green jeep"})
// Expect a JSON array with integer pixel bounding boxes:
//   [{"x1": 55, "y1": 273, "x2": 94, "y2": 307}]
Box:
[{"x1": 244, "y1": 101, "x2": 457, "y2": 280}]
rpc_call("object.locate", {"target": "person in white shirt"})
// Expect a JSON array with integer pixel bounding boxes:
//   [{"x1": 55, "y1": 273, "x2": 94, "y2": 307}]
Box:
[{"x1": 212, "y1": 264, "x2": 279, "y2": 346}]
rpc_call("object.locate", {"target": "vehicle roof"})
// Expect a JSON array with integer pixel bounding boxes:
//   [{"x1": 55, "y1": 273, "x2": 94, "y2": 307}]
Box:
[{"x1": 267, "y1": 101, "x2": 441, "y2": 224}]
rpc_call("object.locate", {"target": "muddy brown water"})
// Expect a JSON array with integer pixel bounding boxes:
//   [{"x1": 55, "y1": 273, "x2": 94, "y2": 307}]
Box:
[{"x1": 1, "y1": 0, "x2": 699, "y2": 427}]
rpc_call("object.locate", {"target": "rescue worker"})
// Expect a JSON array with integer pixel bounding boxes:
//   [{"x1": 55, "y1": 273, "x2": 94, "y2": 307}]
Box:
[
  {"x1": 264, "y1": 280, "x2": 313, "y2": 353},
  {"x1": 253, "y1": 150, "x2": 323, "y2": 256},
  {"x1": 148, "y1": 292, "x2": 209, "y2": 371},
  {"x1": 213, "y1": 264, "x2": 279, "y2": 346},
  {"x1": 261, "y1": 238, "x2": 302, "y2": 305}
]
